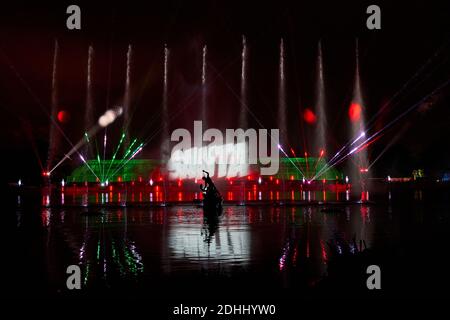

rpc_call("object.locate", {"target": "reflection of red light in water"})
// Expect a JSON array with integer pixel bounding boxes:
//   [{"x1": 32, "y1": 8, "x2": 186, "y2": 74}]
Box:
[
  {"x1": 349, "y1": 103, "x2": 362, "y2": 122},
  {"x1": 177, "y1": 180, "x2": 182, "y2": 187},
  {"x1": 303, "y1": 108, "x2": 317, "y2": 124}
]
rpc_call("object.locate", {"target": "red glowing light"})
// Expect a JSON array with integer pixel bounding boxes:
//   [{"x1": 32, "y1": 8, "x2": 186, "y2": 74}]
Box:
[
  {"x1": 57, "y1": 110, "x2": 70, "y2": 123},
  {"x1": 349, "y1": 103, "x2": 362, "y2": 122},
  {"x1": 276, "y1": 179, "x2": 280, "y2": 185},
  {"x1": 303, "y1": 108, "x2": 317, "y2": 124},
  {"x1": 320, "y1": 149, "x2": 325, "y2": 157},
  {"x1": 360, "y1": 168, "x2": 369, "y2": 173},
  {"x1": 290, "y1": 175, "x2": 294, "y2": 181}
]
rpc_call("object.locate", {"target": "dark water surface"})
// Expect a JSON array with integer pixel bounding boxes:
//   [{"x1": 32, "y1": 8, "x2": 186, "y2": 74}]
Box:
[{"x1": 5, "y1": 187, "x2": 450, "y2": 299}]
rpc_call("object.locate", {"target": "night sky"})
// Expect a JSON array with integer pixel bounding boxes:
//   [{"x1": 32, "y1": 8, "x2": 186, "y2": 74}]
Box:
[{"x1": 0, "y1": 0, "x2": 449, "y2": 184}]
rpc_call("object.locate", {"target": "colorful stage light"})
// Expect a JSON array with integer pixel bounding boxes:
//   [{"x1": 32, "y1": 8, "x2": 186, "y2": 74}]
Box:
[
  {"x1": 348, "y1": 102, "x2": 362, "y2": 122},
  {"x1": 303, "y1": 108, "x2": 317, "y2": 124},
  {"x1": 57, "y1": 110, "x2": 70, "y2": 123}
]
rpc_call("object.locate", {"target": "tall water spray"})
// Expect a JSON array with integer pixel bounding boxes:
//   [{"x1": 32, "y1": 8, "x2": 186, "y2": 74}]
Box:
[
  {"x1": 239, "y1": 35, "x2": 248, "y2": 129},
  {"x1": 201, "y1": 45, "x2": 208, "y2": 129},
  {"x1": 123, "y1": 44, "x2": 132, "y2": 150},
  {"x1": 314, "y1": 41, "x2": 327, "y2": 155},
  {"x1": 161, "y1": 44, "x2": 170, "y2": 162},
  {"x1": 84, "y1": 46, "x2": 95, "y2": 157},
  {"x1": 278, "y1": 39, "x2": 288, "y2": 146},
  {"x1": 349, "y1": 39, "x2": 370, "y2": 190},
  {"x1": 46, "y1": 39, "x2": 60, "y2": 176}
]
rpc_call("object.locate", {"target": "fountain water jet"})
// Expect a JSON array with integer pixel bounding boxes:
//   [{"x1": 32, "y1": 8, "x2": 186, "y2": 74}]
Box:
[
  {"x1": 161, "y1": 44, "x2": 170, "y2": 162},
  {"x1": 123, "y1": 44, "x2": 132, "y2": 151},
  {"x1": 84, "y1": 45, "x2": 95, "y2": 157},
  {"x1": 278, "y1": 39, "x2": 288, "y2": 146},
  {"x1": 201, "y1": 45, "x2": 207, "y2": 129},
  {"x1": 349, "y1": 39, "x2": 370, "y2": 191}
]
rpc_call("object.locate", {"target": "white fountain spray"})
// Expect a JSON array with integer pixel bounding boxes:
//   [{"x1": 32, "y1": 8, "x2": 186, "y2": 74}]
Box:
[
  {"x1": 314, "y1": 40, "x2": 327, "y2": 156},
  {"x1": 161, "y1": 44, "x2": 170, "y2": 161},
  {"x1": 123, "y1": 44, "x2": 132, "y2": 151},
  {"x1": 239, "y1": 35, "x2": 248, "y2": 129},
  {"x1": 46, "y1": 39, "x2": 60, "y2": 175},
  {"x1": 84, "y1": 45, "x2": 95, "y2": 157},
  {"x1": 201, "y1": 45, "x2": 207, "y2": 128},
  {"x1": 348, "y1": 39, "x2": 370, "y2": 190}
]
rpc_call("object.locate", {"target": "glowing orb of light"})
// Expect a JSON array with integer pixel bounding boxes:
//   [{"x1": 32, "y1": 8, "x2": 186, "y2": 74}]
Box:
[
  {"x1": 348, "y1": 103, "x2": 362, "y2": 122},
  {"x1": 57, "y1": 110, "x2": 70, "y2": 123},
  {"x1": 303, "y1": 108, "x2": 317, "y2": 124}
]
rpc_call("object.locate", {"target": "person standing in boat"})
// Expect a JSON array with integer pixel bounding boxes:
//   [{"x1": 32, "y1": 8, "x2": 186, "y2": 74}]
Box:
[{"x1": 200, "y1": 170, "x2": 217, "y2": 193}]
